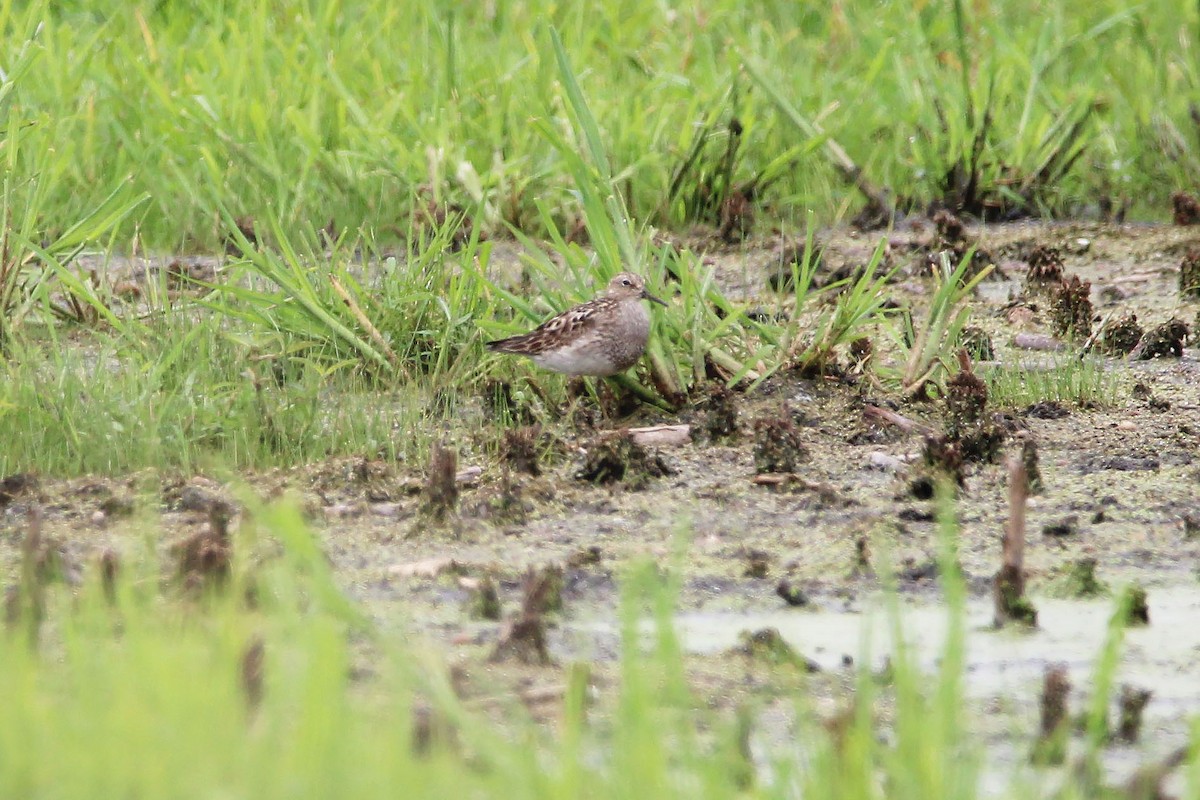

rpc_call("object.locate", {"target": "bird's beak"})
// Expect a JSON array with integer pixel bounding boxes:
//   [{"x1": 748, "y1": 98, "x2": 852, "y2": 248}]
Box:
[{"x1": 642, "y1": 289, "x2": 668, "y2": 308}]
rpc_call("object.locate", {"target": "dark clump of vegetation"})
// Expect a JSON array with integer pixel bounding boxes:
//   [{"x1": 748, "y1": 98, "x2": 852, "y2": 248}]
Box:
[
  {"x1": 0, "y1": 473, "x2": 39, "y2": 509},
  {"x1": 1172, "y1": 191, "x2": 1200, "y2": 225},
  {"x1": 775, "y1": 579, "x2": 810, "y2": 607},
  {"x1": 575, "y1": 433, "x2": 673, "y2": 490},
  {"x1": 1021, "y1": 436, "x2": 1044, "y2": 495},
  {"x1": 1099, "y1": 313, "x2": 1144, "y2": 356},
  {"x1": 1119, "y1": 584, "x2": 1150, "y2": 626},
  {"x1": 730, "y1": 628, "x2": 819, "y2": 672},
  {"x1": 420, "y1": 442, "x2": 459, "y2": 523},
  {"x1": 1180, "y1": 248, "x2": 1200, "y2": 297},
  {"x1": 174, "y1": 501, "x2": 236, "y2": 593},
  {"x1": 1024, "y1": 245, "x2": 1065, "y2": 291},
  {"x1": 944, "y1": 351, "x2": 1004, "y2": 463},
  {"x1": 703, "y1": 383, "x2": 740, "y2": 443},
  {"x1": 742, "y1": 549, "x2": 771, "y2": 578},
  {"x1": 1031, "y1": 664, "x2": 1070, "y2": 765},
  {"x1": 471, "y1": 577, "x2": 502, "y2": 621},
  {"x1": 927, "y1": 210, "x2": 995, "y2": 279},
  {"x1": 1117, "y1": 685, "x2": 1153, "y2": 743},
  {"x1": 752, "y1": 409, "x2": 810, "y2": 474},
  {"x1": 919, "y1": 435, "x2": 967, "y2": 491},
  {"x1": 1050, "y1": 276, "x2": 1094, "y2": 339},
  {"x1": 501, "y1": 426, "x2": 543, "y2": 477},
  {"x1": 1062, "y1": 557, "x2": 1108, "y2": 597},
  {"x1": 957, "y1": 325, "x2": 994, "y2": 361},
  {"x1": 490, "y1": 566, "x2": 562, "y2": 666},
  {"x1": 1130, "y1": 319, "x2": 1189, "y2": 360}
]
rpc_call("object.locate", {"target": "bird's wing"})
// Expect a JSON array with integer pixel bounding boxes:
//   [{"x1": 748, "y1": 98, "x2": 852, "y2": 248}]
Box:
[{"x1": 489, "y1": 297, "x2": 614, "y2": 354}]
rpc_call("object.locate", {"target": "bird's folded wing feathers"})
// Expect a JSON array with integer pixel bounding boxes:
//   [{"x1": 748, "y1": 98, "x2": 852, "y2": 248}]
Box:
[{"x1": 492, "y1": 297, "x2": 613, "y2": 354}]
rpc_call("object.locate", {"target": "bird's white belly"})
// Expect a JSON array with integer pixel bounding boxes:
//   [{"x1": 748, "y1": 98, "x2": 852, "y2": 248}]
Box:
[{"x1": 532, "y1": 338, "x2": 620, "y2": 376}]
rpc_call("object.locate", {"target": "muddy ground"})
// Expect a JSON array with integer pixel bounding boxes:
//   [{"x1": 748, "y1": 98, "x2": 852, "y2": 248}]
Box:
[{"x1": 4, "y1": 219, "x2": 1200, "y2": 794}]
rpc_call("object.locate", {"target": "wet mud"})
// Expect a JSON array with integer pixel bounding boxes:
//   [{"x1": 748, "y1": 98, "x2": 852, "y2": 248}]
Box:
[{"x1": 8, "y1": 219, "x2": 1200, "y2": 791}]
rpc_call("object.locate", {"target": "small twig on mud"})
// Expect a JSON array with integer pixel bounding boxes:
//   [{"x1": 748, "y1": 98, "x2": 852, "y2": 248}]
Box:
[
  {"x1": 863, "y1": 404, "x2": 935, "y2": 436},
  {"x1": 994, "y1": 455, "x2": 1037, "y2": 627}
]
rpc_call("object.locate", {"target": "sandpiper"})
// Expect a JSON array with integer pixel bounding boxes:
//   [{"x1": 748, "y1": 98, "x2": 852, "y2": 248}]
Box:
[{"x1": 486, "y1": 272, "x2": 668, "y2": 376}]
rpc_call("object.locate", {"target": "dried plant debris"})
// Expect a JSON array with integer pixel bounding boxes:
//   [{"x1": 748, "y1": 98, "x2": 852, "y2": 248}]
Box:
[
  {"x1": 729, "y1": 628, "x2": 820, "y2": 672},
  {"x1": 1050, "y1": 275, "x2": 1093, "y2": 339},
  {"x1": 1116, "y1": 685, "x2": 1152, "y2": 743},
  {"x1": 470, "y1": 576, "x2": 502, "y2": 621},
  {"x1": 421, "y1": 441, "x2": 459, "y2": 522},
  {"x1": 491, "y1": 565, "x2": 563, "y2": 666},
  {"x1": 1021, "y1": 437, "x2": 1043, "y2": 495},
  {"x1": 1098, "y1": 313, "x2": 1144, "y2": 356},
  {"x1": 752, "y1": 409, "x2": 810, "y2": 474},
  {"x1": 1171, "y1": 190, "x2": 1200, "y2": 225},
  {"x1": 1062, "y1": 557, "x2": 1108, "y2": 598},
  {"x1": 501, "y1": 426, "x2": 543, "y2": 477},
  {"x1": 927, "y1": 210, "x2": 995, "y2": 279},
  {"x1": 957, "y1": 325, "x2": 995, "y2": 361},
  {"x1": 0, "y1": 472, "x2": 39, "y2": 509},
  {"x1": 1179, "y1": 247, "x2": 1200, "y2": 297},
  {"x1": 1119, "y1": 584, "x2": 1149, "y2": 626},
  {"x1": 574, "y1": 432, "x2": 674, "y2": 490},
  {"x1": 775, "y1": 579, "x2": 810, "y2": 607},
  {"x1": 1129, "y1": 319, "x2": 1188, "y2": 360},
  {"x1": 1023, "y1": 245, "x2": 1065, "y2": 292},
  {"x1": 943, "y1": 351, "x2": 1005, "y2": 463},
  {"x1": 919, "y1": 435, "x2": 967, "y2": 490},
  {"x1": 741, "y1": 549, "x2": 770, "y2": 579},
  {"x1": 174, "y1": 500, "x2": 236, "y2": 592},
  {"x1": 1031, "y1": 664, "x2": 1071, "y2": 765},
  {"x1": 703, "y1": 383, "x2": 740, "y2": 443},
  {"x1": 240, "y1": 636, "x2": 266, "y2": 711},
  {"x1": 994, "y1": 457, "x2": 1037, "y2": 628}
]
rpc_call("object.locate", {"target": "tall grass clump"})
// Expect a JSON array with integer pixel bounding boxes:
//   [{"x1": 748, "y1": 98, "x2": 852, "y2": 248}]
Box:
[
  {"x1": 203, "y1": 209, "x2": 496, "y2": 389},
  {"x1": 0, "y1": 316, "x2": 430, "y2": 476},
  {"x1": 2, "y1": 0, "x2": 1197, "y2": 250}
]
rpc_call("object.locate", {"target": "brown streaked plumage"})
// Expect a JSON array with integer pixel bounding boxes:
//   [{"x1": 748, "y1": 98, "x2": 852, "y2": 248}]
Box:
[{"x1": 486, "y1": 272, "x2": 667, "y2": 376}]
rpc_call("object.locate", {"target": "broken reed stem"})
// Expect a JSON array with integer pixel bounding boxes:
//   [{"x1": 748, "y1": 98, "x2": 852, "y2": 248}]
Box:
[
  {"x1": 1031, "y1": 664, "x2": 1070, "y2": 765},
  {"x1": 1004, "y1": 455, "x2": 1027, "y2": 573},
  {"x1": 329, "y1": 274, "x2": 405, "y2": 377},
  {"x1": 994, "y1": 455, "x2": 1037, "y2": 627}
]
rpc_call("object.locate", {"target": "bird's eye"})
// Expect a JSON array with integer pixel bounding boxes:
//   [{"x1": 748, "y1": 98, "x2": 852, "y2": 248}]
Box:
[{"x1": 621, "y1": 278, "x2": 632, "y2": 286}]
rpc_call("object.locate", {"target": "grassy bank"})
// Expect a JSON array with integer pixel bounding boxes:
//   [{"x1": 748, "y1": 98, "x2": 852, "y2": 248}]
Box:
[{"x1": 1, "y1": 0, "x2": 1197, "y2": 251}]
